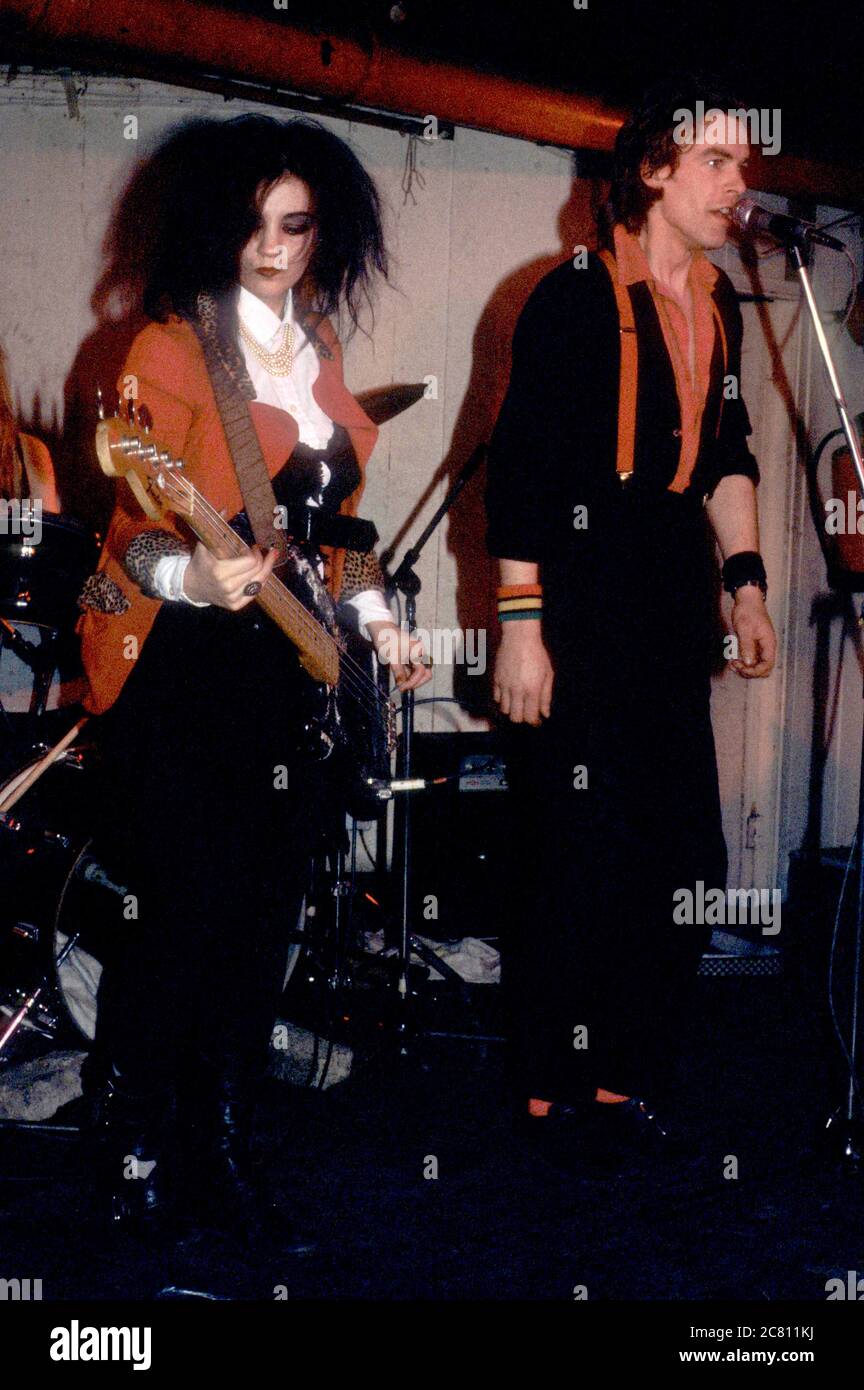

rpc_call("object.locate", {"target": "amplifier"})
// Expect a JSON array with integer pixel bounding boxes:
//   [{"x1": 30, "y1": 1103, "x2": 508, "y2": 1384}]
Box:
[{"x1": 404, "y1": 732, "x2": 516, "y2": 943}]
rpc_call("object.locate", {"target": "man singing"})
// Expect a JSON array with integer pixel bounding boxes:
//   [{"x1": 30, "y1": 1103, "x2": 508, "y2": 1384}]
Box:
[{"x1": 485, "y1": 76, "x2": 776, "y2": 1163}]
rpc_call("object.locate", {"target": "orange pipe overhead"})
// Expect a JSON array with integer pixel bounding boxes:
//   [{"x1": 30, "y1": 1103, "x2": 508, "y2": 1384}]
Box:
[
  {"x1": 3, "y1": 0, "x2": 864, "y2": 206},
  {"x1": 2, "y1": 0, "x2": 623, "y2": 150}
]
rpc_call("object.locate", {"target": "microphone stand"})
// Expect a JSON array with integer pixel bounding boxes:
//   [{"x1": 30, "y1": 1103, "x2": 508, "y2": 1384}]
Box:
[
  {"x1": 788, "y1": 234, "x2": 864, "y2": 1167},
  {"x1": 385, "y1": 445, "x2": 487, "y2": 1046}
]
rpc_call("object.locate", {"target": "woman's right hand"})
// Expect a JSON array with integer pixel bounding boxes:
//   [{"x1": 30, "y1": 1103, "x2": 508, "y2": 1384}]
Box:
[{"x1": 182, "y1": 541, "x2": 278, "y2": 610}]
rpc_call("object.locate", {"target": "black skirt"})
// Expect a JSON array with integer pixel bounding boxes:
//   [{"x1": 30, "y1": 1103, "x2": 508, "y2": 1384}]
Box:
[{"x1": 90, "y1": 432, "x2": 357, "y2": 1085}]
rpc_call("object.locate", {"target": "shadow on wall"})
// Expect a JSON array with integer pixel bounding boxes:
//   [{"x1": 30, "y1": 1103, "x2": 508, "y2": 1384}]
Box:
[
  {"x1": 54, "y1": 119, "x2": 239, "y2": 535},
  {"x1": 382, "y1": 167, "x2": 608, "y2": 715}
]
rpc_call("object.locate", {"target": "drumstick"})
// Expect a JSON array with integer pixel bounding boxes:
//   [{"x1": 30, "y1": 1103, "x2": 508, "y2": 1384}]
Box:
[{"x1": 0, "y1": 715, "x2": 89, "y2": 814}]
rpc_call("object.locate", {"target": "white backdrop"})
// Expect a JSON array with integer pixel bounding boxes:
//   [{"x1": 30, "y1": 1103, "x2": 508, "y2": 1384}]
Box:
[{"x1": 2, "y1": 67, "x2": 863, "y2": 894}]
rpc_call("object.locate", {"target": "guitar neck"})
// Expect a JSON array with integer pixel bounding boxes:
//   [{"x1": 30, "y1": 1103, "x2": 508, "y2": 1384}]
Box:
[{"x1": 176, "y1": 481, "x2": 340, "y2": 686}]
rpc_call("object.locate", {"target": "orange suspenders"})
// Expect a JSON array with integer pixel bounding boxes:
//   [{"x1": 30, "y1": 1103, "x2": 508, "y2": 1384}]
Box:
[
  {"x1": 597, "y1": 249, "x2": 728, "y2": 484},
  {"x1": 598, "y1": 249, "x2": 638, "y2": 482}
]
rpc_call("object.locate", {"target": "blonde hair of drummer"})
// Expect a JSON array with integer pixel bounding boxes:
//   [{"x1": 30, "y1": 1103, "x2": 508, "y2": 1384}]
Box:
[{"x1": 0, "y1": 342, "x2": 59, "y2": 510}]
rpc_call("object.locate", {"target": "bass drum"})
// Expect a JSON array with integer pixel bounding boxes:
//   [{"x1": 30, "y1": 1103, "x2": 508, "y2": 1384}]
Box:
[
  {"x1": 0, "y1": 749, "x2": 309, "y2": 1043},
  {"x1": 0, "y1": 746, "x2": 122, "y2": 1042}
]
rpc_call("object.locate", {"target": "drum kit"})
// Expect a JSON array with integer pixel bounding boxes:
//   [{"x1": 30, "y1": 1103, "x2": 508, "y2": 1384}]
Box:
[{"x1": 0, "y1": 509, "x2": 108, "y2": 1054}]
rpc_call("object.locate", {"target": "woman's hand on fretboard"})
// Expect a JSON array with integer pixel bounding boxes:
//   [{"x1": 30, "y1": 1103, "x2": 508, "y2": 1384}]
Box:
[{"x1": 183, "y1": 540, "x2": 277, "y2": 610}]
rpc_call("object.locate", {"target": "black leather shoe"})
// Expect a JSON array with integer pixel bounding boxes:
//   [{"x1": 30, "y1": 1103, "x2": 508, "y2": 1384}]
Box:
[
  {"x1": 582, "y1": 1097, "x2": 677, "y2": 1157},
  {"x1": 96, "y1": 1074, "x2": 174, "y2": 1230},
  {"x1": 522, "y1": 1096, "x2": 684, "y2": 1173},
  {"x1": 182, "y1": 1071, "x2": 317, "y2": 1256}
]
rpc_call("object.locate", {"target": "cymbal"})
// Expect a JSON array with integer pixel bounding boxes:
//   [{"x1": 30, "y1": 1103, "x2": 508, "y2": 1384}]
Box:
[{"x1": 355, "y1": 383, "x2": 426, "y2": 425}]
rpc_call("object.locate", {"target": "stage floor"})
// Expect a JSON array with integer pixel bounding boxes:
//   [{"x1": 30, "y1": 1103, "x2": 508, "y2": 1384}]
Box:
[{"x1": 0, "y1": 941, "x2": 859, "y2": 1303}]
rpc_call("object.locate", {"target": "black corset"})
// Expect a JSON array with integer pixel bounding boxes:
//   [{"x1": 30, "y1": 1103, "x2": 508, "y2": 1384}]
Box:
[
  {"x1": 273, "y1": 423, "x2": 360, "y2": 513},
  {"x1": 231, "y1": 421, "x2": 361, "y2": 552}
]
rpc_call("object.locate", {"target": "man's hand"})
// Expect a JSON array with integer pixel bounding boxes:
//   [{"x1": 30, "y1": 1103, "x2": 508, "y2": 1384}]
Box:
[
  {"x1": 493, "y1": 622, "x2": 554, "y2": 725},
  {"x1": 366, "y1": 620, "x2": 433, "y2": 692},
  {"x1": 183, "y1": 540, "x2": 277, "y2": 609},
  {"x1": 729, "y1": 586, "x2": 776, "y2": 678}
]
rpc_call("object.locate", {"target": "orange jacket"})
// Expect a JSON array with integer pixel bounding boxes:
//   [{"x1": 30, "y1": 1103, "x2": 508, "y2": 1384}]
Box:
[{"x1": 77, "y1": 313, "x2": 378, "y2": 714}]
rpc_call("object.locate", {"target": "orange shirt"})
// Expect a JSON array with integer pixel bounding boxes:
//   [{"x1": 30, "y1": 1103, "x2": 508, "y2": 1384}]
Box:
[{"x1": 613, "y1": 223, "x2": 719, "y2": 493}]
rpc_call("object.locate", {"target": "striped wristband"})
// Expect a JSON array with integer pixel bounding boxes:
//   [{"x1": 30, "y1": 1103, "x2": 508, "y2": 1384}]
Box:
[{"x1": 497, "y1": 582, "x2": 543, "y2": 622}]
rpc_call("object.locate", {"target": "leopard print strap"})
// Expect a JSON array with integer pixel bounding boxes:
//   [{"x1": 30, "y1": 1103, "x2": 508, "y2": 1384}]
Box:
[
  {"x1": 194, "y1": 291, "x2": 256, "y2": 400},
  {"x1": 123, "y1": 530, "x2": 191, "y2": 598},
  {"x1": 339, "y1": 548, "x2": 386, "y2": 602}
]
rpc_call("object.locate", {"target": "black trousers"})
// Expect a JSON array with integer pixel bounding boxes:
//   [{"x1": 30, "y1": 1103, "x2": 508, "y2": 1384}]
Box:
[
  {"x1": 92, "y1": 600, "x2": 332, "y2": 1093},
  {"x1": 503, "y1": 489, "x2": 726, "y2": 1105}
]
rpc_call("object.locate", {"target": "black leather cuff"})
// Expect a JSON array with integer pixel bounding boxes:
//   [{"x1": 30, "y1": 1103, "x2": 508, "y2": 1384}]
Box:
[{"x1": 722, "y1": 550, "x2": 767, "y2": 599}]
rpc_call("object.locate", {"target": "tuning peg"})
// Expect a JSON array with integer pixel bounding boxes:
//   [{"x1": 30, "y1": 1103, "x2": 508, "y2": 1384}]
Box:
[
  {"x1": 138, "y1": 403, "x2": 153, "y2": 432},
  {"x1": 96, "y1": 386, "x2": 105, "y2": 421}
]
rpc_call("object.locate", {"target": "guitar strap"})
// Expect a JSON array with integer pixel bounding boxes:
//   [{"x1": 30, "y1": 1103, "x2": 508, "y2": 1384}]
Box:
[
  {"x1": 191, "y1": 294, "x2": 287, "y2": 561},
  {"x1": 597, "y1": 249, "x2": 729, "y2": 484}
]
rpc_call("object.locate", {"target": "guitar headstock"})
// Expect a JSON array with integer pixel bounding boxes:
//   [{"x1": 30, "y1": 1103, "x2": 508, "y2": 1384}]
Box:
[{"x1": 94, "y1": 399, "x2": 191, "y2": 524}]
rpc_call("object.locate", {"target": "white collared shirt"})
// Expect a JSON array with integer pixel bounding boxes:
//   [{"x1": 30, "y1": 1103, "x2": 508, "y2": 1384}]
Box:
[{"x1": 236, "y1": 285, "x2": 334, "y2": 452}]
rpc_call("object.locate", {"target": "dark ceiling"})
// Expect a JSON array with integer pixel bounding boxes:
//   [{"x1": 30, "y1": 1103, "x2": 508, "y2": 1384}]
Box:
[{"x1": 214, "y1": 0, "x2": 864, "y2": 167}]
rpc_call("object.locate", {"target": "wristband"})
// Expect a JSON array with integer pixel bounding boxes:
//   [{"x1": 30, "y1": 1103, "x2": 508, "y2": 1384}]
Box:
[
  {"x1": 497, "y1": 582, "x2": 543, "y2": 623},
  {"x1": 722, "y1": 551, "x2": 767, "y2": 600}
]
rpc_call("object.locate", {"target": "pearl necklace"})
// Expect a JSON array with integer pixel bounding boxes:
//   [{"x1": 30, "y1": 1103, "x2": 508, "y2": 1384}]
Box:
[{"x1": 239, "y1": 317, "x2": 296, "y2": 377}]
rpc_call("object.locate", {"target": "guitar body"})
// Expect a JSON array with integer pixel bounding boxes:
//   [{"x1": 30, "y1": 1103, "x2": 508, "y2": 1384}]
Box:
[
  {"x1": 291, "y1": 635, "x2": 390, "y2": 821},
  {"x1": 333, "y1": 629, "x2": 392, "y2": 820},
  {"x1": 272, "y1": 549, "x2": 390, "y2": 819}
]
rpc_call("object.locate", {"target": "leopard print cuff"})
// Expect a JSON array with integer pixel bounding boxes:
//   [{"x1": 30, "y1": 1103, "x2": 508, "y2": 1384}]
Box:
[
  {"x1": 77, "y1": 572, "x2": 131, "y2": 615},
  {"x1": 339, "y1": 547, "x2": 386, "y2": 602},
  {"x1": 124, "y1": 530, "x2": 191, "y2": 598}
]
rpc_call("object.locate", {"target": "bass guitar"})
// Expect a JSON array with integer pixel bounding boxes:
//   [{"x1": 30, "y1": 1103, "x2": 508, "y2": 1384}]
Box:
[{"x1": 95, "y1": 409, "x2": 396, "y2": 818}]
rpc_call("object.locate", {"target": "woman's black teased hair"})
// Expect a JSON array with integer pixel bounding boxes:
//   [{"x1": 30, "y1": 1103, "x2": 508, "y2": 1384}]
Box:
[
  {"x1": 602, "y1": 73, "x2": 746, "y2": 244},
  {"x1": 141, "y1": 114, "x2": 388, "y2": 339}
]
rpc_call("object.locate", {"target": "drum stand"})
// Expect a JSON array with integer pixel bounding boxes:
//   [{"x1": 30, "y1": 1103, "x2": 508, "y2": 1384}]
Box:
[
  {"x1": 0, "y1": 929, "x2": 84, "y2": 1056},
  {"x1": 0, "y1": 716, "x2": 92, "y2": 1078}
]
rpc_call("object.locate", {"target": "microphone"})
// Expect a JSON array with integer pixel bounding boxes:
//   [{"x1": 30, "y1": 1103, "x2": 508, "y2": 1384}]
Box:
[{"x1": 732, "y1": 196, "x2": 845, "y2": 252}]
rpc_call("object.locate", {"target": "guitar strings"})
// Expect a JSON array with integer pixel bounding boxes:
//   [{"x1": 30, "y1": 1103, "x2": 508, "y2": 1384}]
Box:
[
  {"x1": 186, "y1": 491, "x2": 389, "y2": 724},
  {"x1": 163, "y1": 470, "x2": 396, "y2": 728}
]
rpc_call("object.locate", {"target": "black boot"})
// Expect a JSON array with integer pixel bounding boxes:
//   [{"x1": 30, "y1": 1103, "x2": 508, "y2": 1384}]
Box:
[
  {"x1": 96, "y1": 1071, "x2": 174, "y2": 1230},
  {"x1": 182, "y1": 1061, "x2": 317, "y2": 1255}
]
